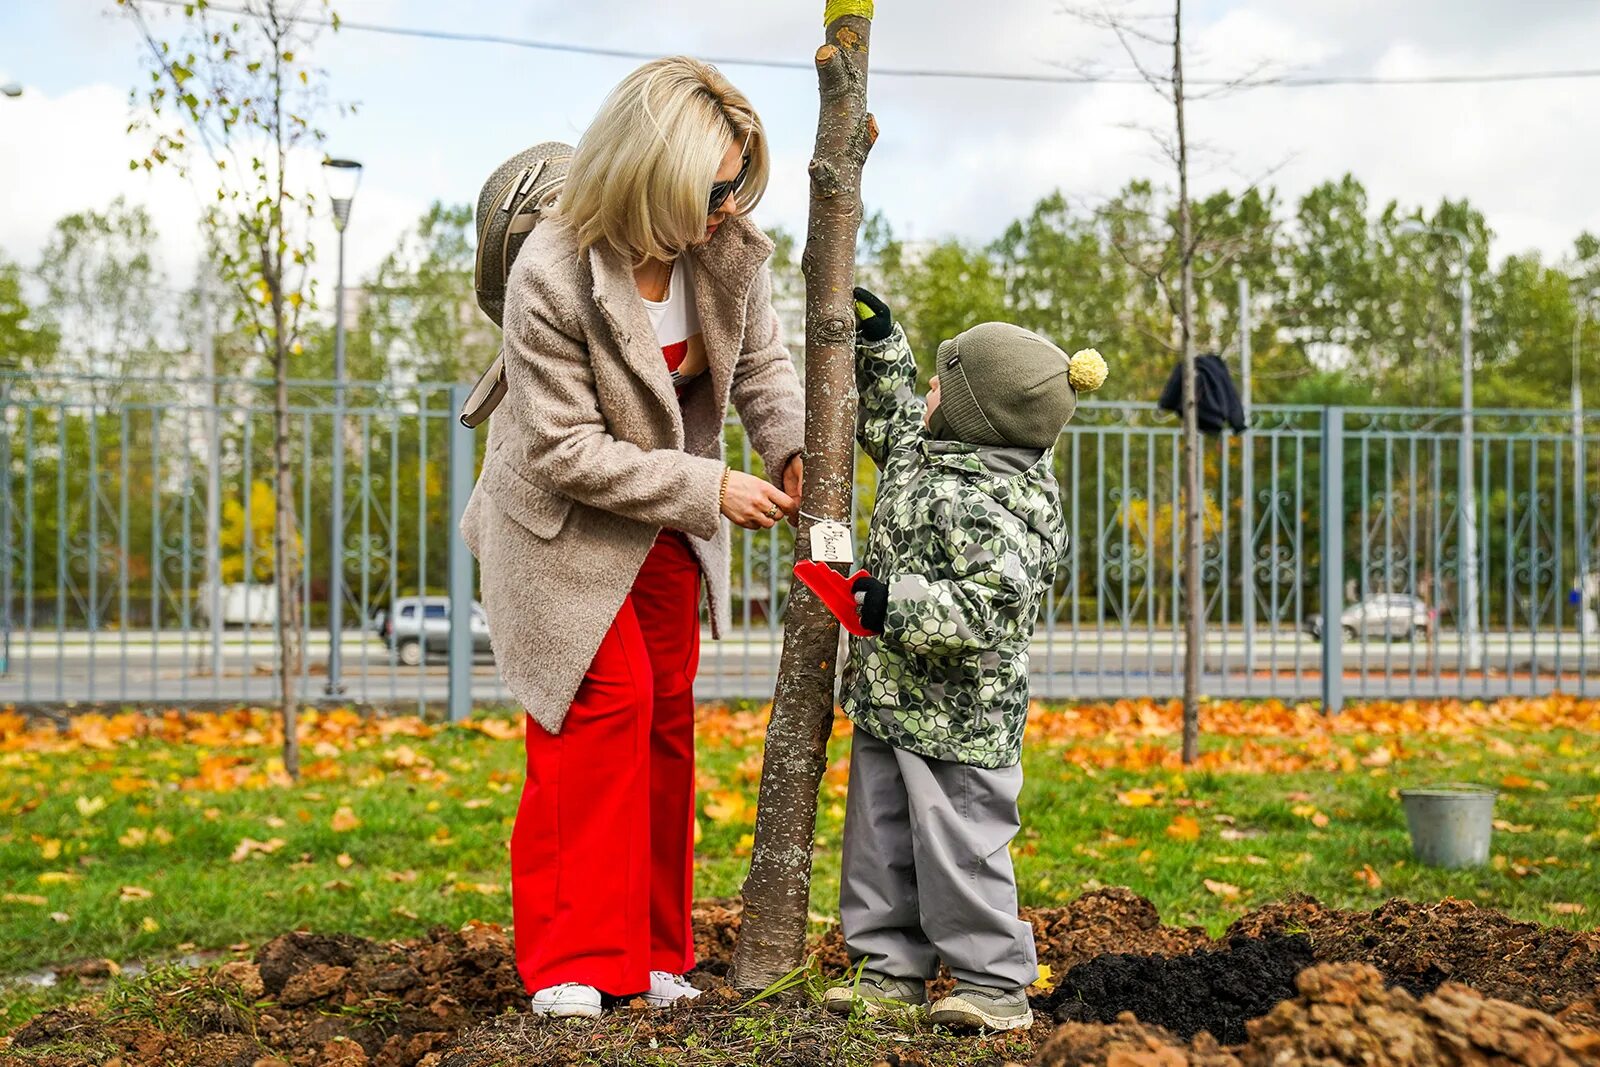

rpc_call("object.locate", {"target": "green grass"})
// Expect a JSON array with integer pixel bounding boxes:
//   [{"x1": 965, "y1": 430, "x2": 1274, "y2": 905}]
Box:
[{"x1": 2, "y1": 704, "x2": 1597, "y2": 1037}]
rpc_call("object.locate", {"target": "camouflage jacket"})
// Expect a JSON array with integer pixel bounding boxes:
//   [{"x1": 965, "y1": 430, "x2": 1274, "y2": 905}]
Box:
[{"x1": 839, "y1": 325, "x2": 1068, "y2": 769}]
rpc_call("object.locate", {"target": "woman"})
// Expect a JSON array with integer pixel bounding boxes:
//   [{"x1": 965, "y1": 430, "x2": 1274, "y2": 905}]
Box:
[{"x1": 459, "y1": 57, "x2": 805, "y2": 1019}]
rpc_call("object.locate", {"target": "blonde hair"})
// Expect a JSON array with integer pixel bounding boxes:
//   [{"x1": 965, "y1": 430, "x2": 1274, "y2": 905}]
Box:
[{"x1": 561, "y1": 57, "x2": 769, "y2": 265}]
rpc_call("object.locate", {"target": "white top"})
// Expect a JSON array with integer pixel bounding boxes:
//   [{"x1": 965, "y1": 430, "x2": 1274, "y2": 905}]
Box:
[{"x1": 642, "y1": 257, "x2": 708, "y2": 394}]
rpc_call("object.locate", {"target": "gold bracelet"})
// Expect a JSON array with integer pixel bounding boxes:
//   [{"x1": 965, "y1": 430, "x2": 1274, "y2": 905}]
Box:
[{"x1": 719, "y1": 466, "x2": 731, "y2": 513}]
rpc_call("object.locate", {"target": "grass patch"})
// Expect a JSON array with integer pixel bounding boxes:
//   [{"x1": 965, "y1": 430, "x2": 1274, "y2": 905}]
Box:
[{"x1": 2, "y1": 700, "x2": 1598, "y2": 1039}]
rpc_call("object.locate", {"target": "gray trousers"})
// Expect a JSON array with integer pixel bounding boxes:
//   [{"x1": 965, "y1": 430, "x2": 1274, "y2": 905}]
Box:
[{"x1": 839, "y1": 727, "x2": 1037, "y2": 990}]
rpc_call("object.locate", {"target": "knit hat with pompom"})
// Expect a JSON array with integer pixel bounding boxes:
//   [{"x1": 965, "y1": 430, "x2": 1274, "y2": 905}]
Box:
[{"x1": 928, "y1": 322, "x2": 1107, "y2": 449}]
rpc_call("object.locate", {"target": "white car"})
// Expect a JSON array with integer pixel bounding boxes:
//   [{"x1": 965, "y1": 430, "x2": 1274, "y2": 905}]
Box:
[
  {"x1": 377, "y1": 596, "x2": 492, "y2": 666},
  {"x1": 1307, "y1": 594, "x2": 1435, "y2": 642}
]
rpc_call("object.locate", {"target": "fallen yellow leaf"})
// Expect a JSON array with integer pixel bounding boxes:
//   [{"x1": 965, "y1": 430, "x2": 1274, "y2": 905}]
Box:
[
  {"x1": 1492, "y1": 819, "x2": 1535, "y2": 834},
  {"x1": 1550, "y1": 902, "x2": 1587, "y2": 915},
  {"x1": 141, "y1": 916, "x2": 160, "y2": 933},
  {"x1": 384, "y1": 870, "x2": 419, "y2": 884},
  {"x1": 1361, "y1": 745, "x2": 1393, "y2": 768},
  {"x1": 229, "y1": 836, "x2": 286, "y2": 863},
  {"x1": 336, "y1": 853, "x2": 354, "y2": 869},
  {"x1": 1203, "y1": 879, "x2": 1241, "y2": 899},
  {"x1": 119, "y1": 885, "x2": 153, "y2": 902},
  {"x1": 330, "y1": 806, "x2": 361, "y2": 832},
  {"x1": 118, "y1": 828, "x2": 148, "y2": 848},
  {"x1": 733, "y1": 833, "x2": 755, "y2": 858},
  {"x1": 37, "y1": 872, "x2": 78, "y2": 885},
  {"x1": 451, "y1": 881, "x2": 503, "y2": 896},
  {"x1": 1165, "y1": 815, "x2": 1202, "y2": 842},
  {"x1": 1353, "y1": 864, "x2": 1383, "y2": 889},
  {"x1": 39, "y1": 839, "x2": 61, "y2": 861},
  {"x1": 1116, "y1": 789, "x2": 1158, "y2": 808},
  {"x1": 75, "y1": 795, "x2": 107, "y2": 817},
  {"x1": 1030, "y1": 963, "x2": 1056, "y2": 991},
  {"x1": 703, "y1": 790, "x2": 749, "y2": 825},
  {"x1": 2, "y1": 893, "x2": 48, "y2": 906}
]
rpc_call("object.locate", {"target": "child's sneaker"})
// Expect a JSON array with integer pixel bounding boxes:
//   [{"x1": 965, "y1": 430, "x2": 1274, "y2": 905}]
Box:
[
  {"x1": 823, "y1": 970, "x2": 927, "y2": 1016},
  {"x1": 529, "y1": 982, "x2": 602, "y2": 1019},
  {"x1": 644, "y1": 970, "x2": 702, "y2": 1008},
  {"x1": 929, "y1": 982, "x2": 1033, "y2": 1031}
]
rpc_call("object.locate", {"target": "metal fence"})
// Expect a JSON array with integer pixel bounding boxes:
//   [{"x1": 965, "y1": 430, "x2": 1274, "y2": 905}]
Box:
[{"x1": 2, "y1": 371, "x2": 1597, "y2": 716}]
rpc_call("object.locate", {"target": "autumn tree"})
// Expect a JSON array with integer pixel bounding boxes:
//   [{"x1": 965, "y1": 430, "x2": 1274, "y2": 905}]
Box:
[
  {"x1": 733, "y1": 0, "x2": 875, "y2": 989},
  {"x1": 120, "y1": 0, "x2": 345, "y2": 778}
]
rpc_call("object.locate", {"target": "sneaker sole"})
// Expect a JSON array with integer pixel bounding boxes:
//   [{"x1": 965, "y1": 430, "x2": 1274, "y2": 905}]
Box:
[
  {"x1": 642, "y1": 992, "x2": 702, "y2": 1008},
  {"x1": 528, "y1": 1004, "x2": 602, "y2": 1020},
  {"x1": 824, "y1": 991, "x2": 926, "y2": 1018},
  {"x1": 928, "y1": 1000, "x2": 1033, "y2": 1032}
]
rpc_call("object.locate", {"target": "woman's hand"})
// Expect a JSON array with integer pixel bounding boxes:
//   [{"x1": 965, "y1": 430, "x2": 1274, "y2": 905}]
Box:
[
  {"x1": 722, "y1": 469, "x2": 795, "y2": 530},
  {"x1": 782, "y1": 455, "x2": 804, "y2": 524}
]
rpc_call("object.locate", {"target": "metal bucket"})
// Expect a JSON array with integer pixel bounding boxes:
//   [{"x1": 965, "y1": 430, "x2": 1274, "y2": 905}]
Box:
[{"x1": 1399, "y1": 785, "x2": 1497, "y2": 869}]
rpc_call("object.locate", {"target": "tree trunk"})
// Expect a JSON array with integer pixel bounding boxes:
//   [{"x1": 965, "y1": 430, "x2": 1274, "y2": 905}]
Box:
[
  {"x1": 271, "y1": 297, "x2": 302, "y2": 780},
  {"x1": 1175, "y1": 0, "x2": 1202, "y2": 765},
  {"x1": 732, "y1": 3, "x2": 874, "y2": 991}
]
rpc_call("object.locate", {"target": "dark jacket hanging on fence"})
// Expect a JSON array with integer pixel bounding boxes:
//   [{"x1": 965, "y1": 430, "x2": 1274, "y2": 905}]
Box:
[{"x1": 1158, "y1": 354, "x2": 1247, "y2": 434}]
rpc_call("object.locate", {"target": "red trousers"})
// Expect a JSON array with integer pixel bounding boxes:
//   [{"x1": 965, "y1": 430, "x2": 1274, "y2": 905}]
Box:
[{"x1": 510, "y1": 531, "x2": 701, "y2": 996}]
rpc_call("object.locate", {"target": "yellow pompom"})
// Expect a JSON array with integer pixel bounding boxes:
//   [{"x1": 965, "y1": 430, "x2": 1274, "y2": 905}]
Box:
[{"x1": 1068, "y1": 348, "x2": 1108, "y2": 393}]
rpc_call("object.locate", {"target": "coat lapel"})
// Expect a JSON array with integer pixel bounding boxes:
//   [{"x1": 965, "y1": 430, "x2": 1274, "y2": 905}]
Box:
[
  {"x1": 689, "y1": 217, "x2": 773, "y2": 410},
  {"x1": 586, "y1": 217, "x2": 775, "y2": 442}
]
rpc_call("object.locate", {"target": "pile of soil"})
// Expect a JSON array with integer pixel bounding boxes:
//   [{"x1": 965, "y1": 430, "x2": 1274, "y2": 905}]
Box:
[
  {"x1": 1032, "y1": 962, "x2": 1600, "y2": 1067},
  {"x1": 4, "y1": 891, "x2": 1598, "y2": 1067},
  {"x1": 1044, "y1": 934, "x2": 1315, "y2": 1043},
  {"x1": 1228, "y1": 893, "x2": 1600, "y2": 1026}
]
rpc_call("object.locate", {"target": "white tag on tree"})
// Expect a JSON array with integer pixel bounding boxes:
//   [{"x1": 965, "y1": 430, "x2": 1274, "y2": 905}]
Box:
[{"x1": 809, "y1": 520, "x2": 854, "y2": 563}]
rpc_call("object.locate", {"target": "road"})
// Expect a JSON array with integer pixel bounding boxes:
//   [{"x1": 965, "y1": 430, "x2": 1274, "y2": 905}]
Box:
[{"x1": 3, "y1": 627, "x2": 1598, "y2": 708}]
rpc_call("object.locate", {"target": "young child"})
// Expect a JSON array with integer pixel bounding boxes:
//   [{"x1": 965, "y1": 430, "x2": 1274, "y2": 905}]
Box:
[{"x1": 816, "y1": 288, "x2": 1105, "y2": 1031}]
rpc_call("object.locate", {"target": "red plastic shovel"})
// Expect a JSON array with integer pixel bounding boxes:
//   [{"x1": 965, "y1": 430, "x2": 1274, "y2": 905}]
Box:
[{"x1": 792, "y1": 559, "x2": 877, "y2": 637}]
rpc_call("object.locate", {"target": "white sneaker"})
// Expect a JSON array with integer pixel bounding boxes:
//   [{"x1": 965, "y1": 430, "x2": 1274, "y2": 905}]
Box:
[
  {"x1": 529, "y1": 982, "x2": 603, "y2": 1019},
  {"x1": 644, "y1": 970, "x2": 702, "y2": 1008}
]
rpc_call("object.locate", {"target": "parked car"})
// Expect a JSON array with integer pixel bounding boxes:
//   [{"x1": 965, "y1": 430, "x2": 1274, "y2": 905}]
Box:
[
  {"x1": 1306, "y1": 594, "x2": 1435, "y2": 642},
  {"x1": 377, "y1": 597, "x2": 492, "y2": 666}
]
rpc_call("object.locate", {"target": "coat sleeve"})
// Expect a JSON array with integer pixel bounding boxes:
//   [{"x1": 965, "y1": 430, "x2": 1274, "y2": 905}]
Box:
[
  {"x1": 854, "y1": 324, "x2": 927, "y2": 470},
  {"x1": 880, "y1": 492, "x2": 1031, "y2": 657},
  {"x1": 727, "y1": 266, "x2": 806, "y2": 483},
  {"x1": 503, "y1": 258, "x2": 725, "y2": 541}
]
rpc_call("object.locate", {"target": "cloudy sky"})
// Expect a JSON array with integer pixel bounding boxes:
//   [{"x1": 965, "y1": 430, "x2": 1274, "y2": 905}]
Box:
[{"x1": 3, "y1": 0, "x2": 1599, "y2": 291}]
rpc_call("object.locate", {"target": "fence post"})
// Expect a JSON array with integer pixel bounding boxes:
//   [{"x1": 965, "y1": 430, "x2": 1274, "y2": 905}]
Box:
[
  {"x1": 447, "y1": 385, "x2": 476, "y2": 723},
  {"x1": 1320, "y1": 406, "x2": 1345, "y2": 715}
]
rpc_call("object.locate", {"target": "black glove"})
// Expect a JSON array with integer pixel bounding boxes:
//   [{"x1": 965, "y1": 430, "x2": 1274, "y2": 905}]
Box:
[
  {"x1": 852, "y1": 287, "x2": 894, "y2": 345},
  {"x1": 852, "y1": 574, "x2": 889, "y2": 634}
]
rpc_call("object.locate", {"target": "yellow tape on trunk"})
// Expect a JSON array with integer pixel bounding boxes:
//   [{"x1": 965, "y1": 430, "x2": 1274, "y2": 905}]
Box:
[{"x1": 824, "y1": 0, "x2": 874, "y2": 25}]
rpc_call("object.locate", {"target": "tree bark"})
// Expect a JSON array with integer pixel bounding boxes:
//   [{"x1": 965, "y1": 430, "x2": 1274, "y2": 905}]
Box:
[
  {"x1": 272, "y1": 301, "x2": 303, "y2": 780},
  {"x1": 269, "y1": 64, "x2": 302, "y2": 779},
  {"x1": 732, "y1": 4, "x2": 874, "y2": 990},
  {"x1": 1174, "y1": 0, "x2": 1202, "y2": 765}
]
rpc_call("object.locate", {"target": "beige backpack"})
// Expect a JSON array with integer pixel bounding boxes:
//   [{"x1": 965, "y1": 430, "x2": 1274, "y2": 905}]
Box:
[{"x1": 459, "y1": 141, "x2": 573, "y2": 428}]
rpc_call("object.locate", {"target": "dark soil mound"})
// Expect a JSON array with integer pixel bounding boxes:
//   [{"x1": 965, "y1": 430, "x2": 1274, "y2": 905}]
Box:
[
  {"x1": 1228, "y1": 893, "x2": 1600, "y2": 1026},
  {"x1": 1044, "y1": 934, "x2": 1313, "y2": 1043}
]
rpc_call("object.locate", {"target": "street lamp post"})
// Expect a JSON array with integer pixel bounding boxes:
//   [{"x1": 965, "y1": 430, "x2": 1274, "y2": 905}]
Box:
[
  {"x1": 322, "y1": 158, "x2": 362, "y2": 697},
  {"x1": 1398, "y1": 219, "x2": 1483, "y2": 670}
]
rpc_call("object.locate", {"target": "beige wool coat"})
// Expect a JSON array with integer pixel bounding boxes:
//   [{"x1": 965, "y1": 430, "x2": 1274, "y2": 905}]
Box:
[{"x1": 460, "y1": 212, "x2": 805, "y2": 734}]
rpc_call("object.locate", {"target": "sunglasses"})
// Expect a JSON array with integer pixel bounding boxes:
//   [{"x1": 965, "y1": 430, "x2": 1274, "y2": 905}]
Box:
[{"x1": 708, "y1": 131, "x2": 754, "y2": 215}]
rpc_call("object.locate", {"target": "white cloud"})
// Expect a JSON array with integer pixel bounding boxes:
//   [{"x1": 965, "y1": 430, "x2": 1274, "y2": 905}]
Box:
[{"x1": 4, "y1": 0, "x2": 1600, "y2": 314}]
